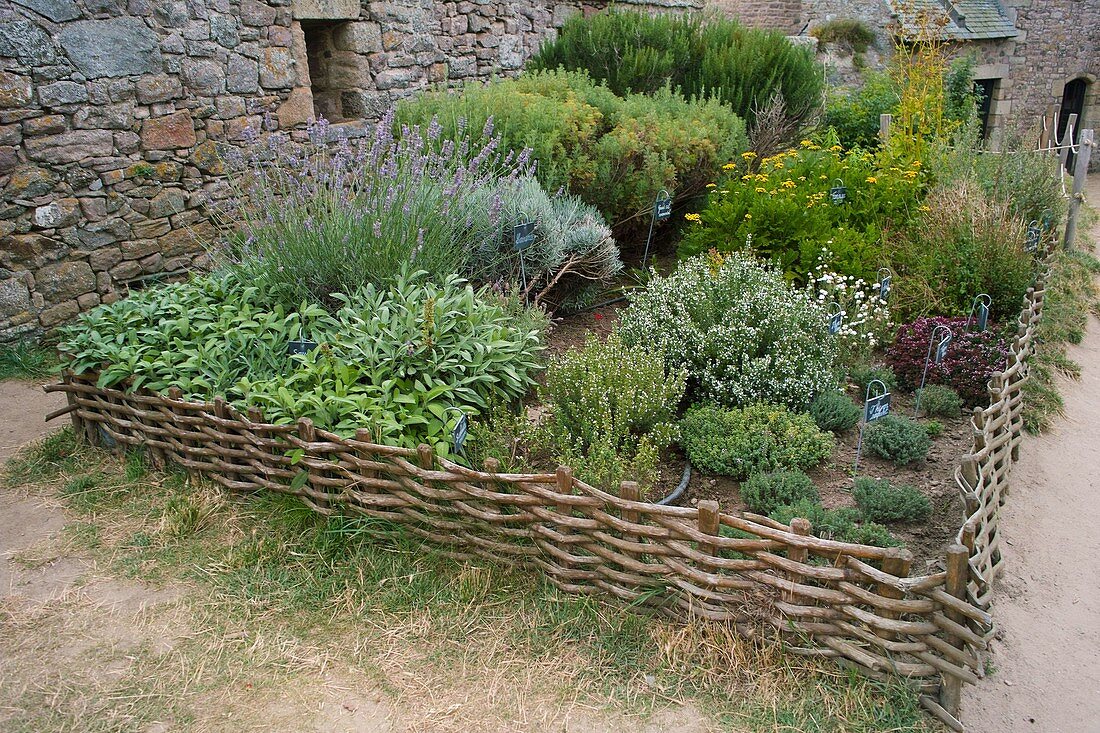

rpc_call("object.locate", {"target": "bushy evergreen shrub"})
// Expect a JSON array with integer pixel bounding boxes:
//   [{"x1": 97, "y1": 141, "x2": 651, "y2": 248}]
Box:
[
  {"x1": 809, "y1": 389, "x2": 861, "y2": 432},
  {"x1": 618, "y1": 253, "x2": 837, "y2": 408},
  {"x1": 680, "y1": 403, "x2": 834, "y2": 479},
  {"x1": 397, "y1": 70, "x2": 747, "y2": 233},
  {"x1": 769, "y1": 500, "x2": 900, "y2": 547},
  {"x1": 529, "y1": 10, "x2": 823, "y2": 126},
  {"x1": 885, "y1": 316, "x2": 1009, "y2": 405},
  {"x1": 914, "y1": 384, "x2": 962, "y2": 417},
  {"x1": 741, "y1": 470, "x2": 819, "y2": 515},
  {"x1": 863, "y1": 415, "x2": 931, "y2": 465},
  {"x1": 853, "y1": 477, "x2": 932, "y2": 523}
]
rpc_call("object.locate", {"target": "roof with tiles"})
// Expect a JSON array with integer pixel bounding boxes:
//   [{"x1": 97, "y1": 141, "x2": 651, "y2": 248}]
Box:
[{"x1": 890, "y1": 0, "x2": 1018, "y2": 41}]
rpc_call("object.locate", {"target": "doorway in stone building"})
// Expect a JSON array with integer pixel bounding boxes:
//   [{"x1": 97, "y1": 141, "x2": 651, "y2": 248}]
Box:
[{"x1": 1058, "y1": 77, "x2": 1088, "y2": 167}]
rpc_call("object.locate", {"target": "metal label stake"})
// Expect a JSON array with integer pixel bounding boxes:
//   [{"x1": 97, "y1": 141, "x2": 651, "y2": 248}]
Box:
[
  {"x1": 855, "y1": 379, "x2": 891, "y2": 472},
  {"x1": 513, "y1": 214, "x2": 536, "y2": 299},
  {"x1": 642, "y1": 189, "x2": 672, "y2": 269},
  {"x1": 878, "y1": 267, "x2": 893, "y2": 301},
  {"x1": 830, "y1": 178, "x2": 848, "y2": 205},
  {"x1": 914, "y1": 325, "x2": 953, "y2": 416},
  {"x1": 966, "y1": 293, "x2": 992, "y2": 333}
]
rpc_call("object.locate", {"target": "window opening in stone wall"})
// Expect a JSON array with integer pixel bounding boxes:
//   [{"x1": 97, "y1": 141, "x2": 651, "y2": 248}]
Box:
[
  {"x1": 973, "y1": 78, "x2": 998, "y2": 141},
  {"x1": 302, "y1": 21, "x2": 355, "y2": 122}
]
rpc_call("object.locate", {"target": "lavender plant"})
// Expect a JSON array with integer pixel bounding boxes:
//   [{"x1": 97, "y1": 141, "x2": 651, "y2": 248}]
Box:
[{"x1": 217, "y1": 112, "x2": 532, "y2": 307}]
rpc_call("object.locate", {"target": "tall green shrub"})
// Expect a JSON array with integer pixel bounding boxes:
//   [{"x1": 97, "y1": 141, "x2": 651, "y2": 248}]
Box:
[{"x1": 529, "y1": 10, "x2": 823, "y2": 126}]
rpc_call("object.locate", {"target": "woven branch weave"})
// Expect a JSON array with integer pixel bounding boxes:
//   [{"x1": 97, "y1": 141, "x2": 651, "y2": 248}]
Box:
[{"x1": 46, "y1": 278, "x2": 1045, "y2": 719}]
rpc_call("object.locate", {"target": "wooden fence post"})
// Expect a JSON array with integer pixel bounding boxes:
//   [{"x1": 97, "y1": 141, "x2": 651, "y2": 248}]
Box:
[
  {"x1": 555, "y1": 465, "x2": 573, "y2": 518},
  {"x1": 879, "y1": 113, "x2": 892, "y2": 143},
  {"x1": 1063, "y1": 128, "x2": 1094, "y2": 251},
  {"x1": 697, "y1": 499, "x2": 720, "y2": 560},
  {"x1": 786, "y1": 517, "x2": 811, "y2": 602},
  {"x1": 940, "y1": 544, "x2": 970, "y2": 718}
]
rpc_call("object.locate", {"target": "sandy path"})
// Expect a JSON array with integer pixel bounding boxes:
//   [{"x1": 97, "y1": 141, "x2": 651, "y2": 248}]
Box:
[{"x1": 961, "y1": 177, "x2": 1100, "y2": 732}]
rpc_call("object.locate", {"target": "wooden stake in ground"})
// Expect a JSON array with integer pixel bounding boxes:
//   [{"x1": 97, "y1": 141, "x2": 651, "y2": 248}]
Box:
[{"x1": 1063, "y1": 128, "x2": 1094, "y2": 251}]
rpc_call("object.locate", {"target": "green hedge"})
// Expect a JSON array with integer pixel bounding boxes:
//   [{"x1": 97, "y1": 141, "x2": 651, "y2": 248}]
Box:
[
  {"x1": 398, "y1": 70, "x2": 747, "y2": 234},
  {"x1": 529, "y1": 10, "x2": 823, "y2": 126}
]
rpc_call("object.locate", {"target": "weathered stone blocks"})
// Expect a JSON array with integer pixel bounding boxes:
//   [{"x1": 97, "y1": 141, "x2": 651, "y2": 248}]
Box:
[
  {"x1": 141, "y1": 111, "x2": 197, "y2": 150},
  {"x1": 58, "y1": 19, "x2": 164, "y2": 78}
]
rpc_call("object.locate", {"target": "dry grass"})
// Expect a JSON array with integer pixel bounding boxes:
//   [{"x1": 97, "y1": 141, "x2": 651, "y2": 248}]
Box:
[{"x1": 1, "y1": 431, "x2": 936, "y2": 732}]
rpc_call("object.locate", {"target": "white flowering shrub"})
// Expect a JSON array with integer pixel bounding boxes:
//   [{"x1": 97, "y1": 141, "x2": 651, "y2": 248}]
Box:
[
  {"x1": 618, "y1": 252, "x2": 837, "y2": 408},
  {"x1": 809, "y1": 252, "x2": 892, "y2": 364}
]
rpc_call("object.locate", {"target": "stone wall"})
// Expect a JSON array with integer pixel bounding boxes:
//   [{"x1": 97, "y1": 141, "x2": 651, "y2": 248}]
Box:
[
  {"x1": 0, "y1": 0, "x2": 701, "y2": 343},
  {"x1": 710, "y1": 0, "x2": 803, "y2": 33}
]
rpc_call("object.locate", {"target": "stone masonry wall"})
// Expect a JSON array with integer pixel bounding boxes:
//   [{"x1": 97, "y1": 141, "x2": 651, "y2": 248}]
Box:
[
  {"x1": 710, "y1": 0, "x2": 803, "y2": 34},
  {"x1": 0, "y1": 0, "x2": 701, "y2": 343}
]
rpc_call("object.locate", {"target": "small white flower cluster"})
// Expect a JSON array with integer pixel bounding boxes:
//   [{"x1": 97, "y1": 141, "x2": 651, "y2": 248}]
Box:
[
  {"x1": 619, "y1": 253, "x2": 837, "y2": 408},
  {"x1": 809, "y1": 251, "x2": 892, "y2": 360}
]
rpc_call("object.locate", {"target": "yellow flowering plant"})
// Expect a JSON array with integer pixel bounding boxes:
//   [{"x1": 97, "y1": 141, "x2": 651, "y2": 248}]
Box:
[{"x1": 678, "y1": 139, "x2": 925, "y2": 283}]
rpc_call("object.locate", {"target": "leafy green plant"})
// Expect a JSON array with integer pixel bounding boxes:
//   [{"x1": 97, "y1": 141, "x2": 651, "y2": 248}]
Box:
[
  {"x1": 740, "y1": 470, "x2": 819, "y2": 515},
  {"x1": 853, "y1": 477, "x2": 932, "y2": 523},
  {"x1": 924, "y1": 420, "x2": 944, "y2": 438},
  {"x1": 58, "y1": 270, "x2": 544, "y2": 455},
  {"x1": 809, "y1": 389, "x2": 861, "y2": 432},
  {"x1": 618, "y1": 252, "x2": 837, "y2": 408},
  {"x1": 529, "y1": 10, "x2": 823, "y2": 126},
  {"x1": 770, "y1": 499, "x2": 899, "y2": 547},
  {"x1": 397, "y1": 70, "x2": 747, "y2": 235},
  {"x1": 915, "y1": 384, "x2": 962, "y2": 417},
  {"x1": 863, "y1": 415, "x2": 931, "y2": 465},
  {"x1": 680, "y1": 403, "x2": 834, "y2": 479}
]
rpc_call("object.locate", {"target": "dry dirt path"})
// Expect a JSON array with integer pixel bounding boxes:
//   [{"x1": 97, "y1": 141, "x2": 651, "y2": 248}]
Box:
[{"x1": 961, "y1": 177, "x2": 1100, "y2": 732}]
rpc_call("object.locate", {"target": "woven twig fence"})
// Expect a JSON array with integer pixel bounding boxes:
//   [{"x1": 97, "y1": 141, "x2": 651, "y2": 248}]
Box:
[
  {"x1": 45, "y1": 280, "x2": 1047, "y2": 732},
  {"x1": 954, "y1": 280, "x2": 1046, "y2": 611}
]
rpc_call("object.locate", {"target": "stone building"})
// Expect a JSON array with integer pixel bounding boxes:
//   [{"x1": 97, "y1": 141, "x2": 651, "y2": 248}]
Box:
[
  {"x1": 717, "y1": 0, "x2": 1100, "y2": 151},
  {"x1": 0, "y1": 0, "x2": 700, "y2": 343}
]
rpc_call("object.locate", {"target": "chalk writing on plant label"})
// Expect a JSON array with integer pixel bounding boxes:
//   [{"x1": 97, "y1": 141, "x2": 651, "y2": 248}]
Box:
[
  {"x1": 287, "y1": 340, "x2": 318, "y2": 355},
  {"x1": 865, "y1": 392, "x2": 891, "y2": 422},
  {"x1": 654, "y1": 195, "x2": 672, "y2": 222},
  {"x1": 513, "y1": 221, "x2": 536, "y2": 251},
  {"x1": 830, "y1": 181, "x2": 847, "y2": 204},
  {"x1": 879, "y1": 275, "x2": 892, "y2": 300}
]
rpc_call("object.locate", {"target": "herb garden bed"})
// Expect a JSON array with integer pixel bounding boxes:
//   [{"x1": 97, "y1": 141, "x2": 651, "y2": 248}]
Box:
[{"x1": 46, "y1": 274, "x2": 1047, "y2": 732}]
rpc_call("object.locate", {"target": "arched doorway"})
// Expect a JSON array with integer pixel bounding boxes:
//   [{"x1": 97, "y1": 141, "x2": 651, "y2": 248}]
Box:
[{"x1": 1058, "y1": 78, "x2": 1088, "y2": 167}]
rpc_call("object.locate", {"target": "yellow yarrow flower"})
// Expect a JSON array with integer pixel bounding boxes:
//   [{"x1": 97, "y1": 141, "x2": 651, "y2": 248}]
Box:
[
  {"x1": 866, "y1": 176, "x2": 878, "y2": 184},
  {"x1": 685, "y1": 212, "x2": 701, "y2": 222},
  {"x1": 741, "y1": 151, "x2": 757, "y2": 159}
]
